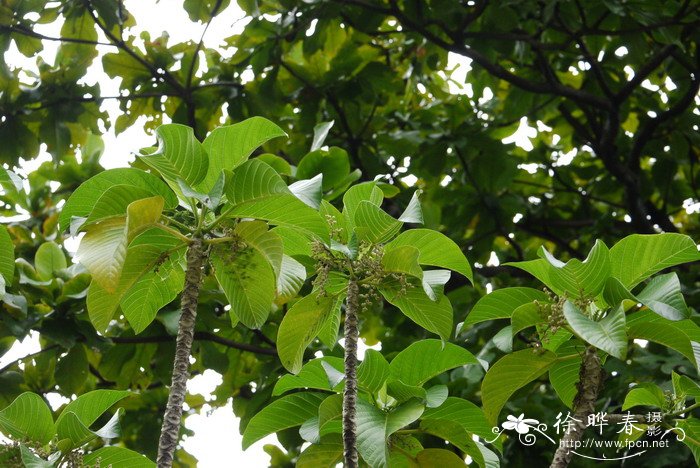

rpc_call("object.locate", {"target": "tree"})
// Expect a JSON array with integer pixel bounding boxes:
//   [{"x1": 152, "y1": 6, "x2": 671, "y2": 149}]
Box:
[{"x1": 1, "y1": 0, "x2": 699, "y2": 466}]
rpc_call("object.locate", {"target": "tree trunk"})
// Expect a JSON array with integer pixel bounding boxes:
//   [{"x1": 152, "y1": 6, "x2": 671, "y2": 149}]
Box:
[
  {"x1": 157, "y1": 238, "x2": 208, "y2": 467},
  {"x1": 549, "y1": 346, "x2": 603, "y2": 468},
  {"x1": 342, "y1": 279, "x2": 360, "y2": 468}
]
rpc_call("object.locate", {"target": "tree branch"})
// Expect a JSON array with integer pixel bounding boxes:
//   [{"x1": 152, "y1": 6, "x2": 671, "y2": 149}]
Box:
[{"x1": 110, "y1": 331, "x2": 277, "y2": 356}]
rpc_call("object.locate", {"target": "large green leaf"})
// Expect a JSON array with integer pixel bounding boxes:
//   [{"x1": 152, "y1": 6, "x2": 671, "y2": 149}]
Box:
[
  {"x1": 622, "y1": 383, "x2": 665, "y2": 410},
  {"x1": 635, "y1": 273, "x2": 690, "y2": 320},
  {"x1": 386, "y1": 229, "x2": 472, "y2": 281},
  {"x1": 77, "y1": 217, "x2": 129, "y2": 293},
  {"x1": 276, "y1": 255, "x2": 306, "y2": 305},
  {"x1": 353, "y1": 200, "x2": 402, "y2": 243},
  {"x1": 422, "y1": 397, "x2": 496, "y2": 445},
  {"x1": 466, "y1": 287, "x2": 547, "y2": 326},
  {"x1": 82, "y1": 447, "x2": 155, "y2": 467},
  {"x1": 235, "y1": 220, "x2": 283, "y2": 275},
  {"x1": 0, "y1": 392, "x2": 54, "y2": 444},
  {"x1": 380, "y1": 284, "x2": 453, "y2": 341},
  {"x1": 224, "y1": 160, "x2": 328, "y2": 240},
  {"x1": 272, "y1": 357, "x2": 344, "y2": 396},
  {"x1": 627, "y1": 309, "x2": 700, "y2": 368},
  {"x1": 0, "y1": 225, "x2": 15, "y2": 284},
  {"x1": 198, "y1": 116, "x2": 286, "y2": 192},
  {"x1": 120, "y1": 248, "x2": 185, "y2": 333},
  {"x1": 388, "y1": 339, "x2": 478, "y2": 386},
  {"x1": 212, "y1": 245, "x2": 276, "y2": 329},
  {"x1": 297, "y1": 434, "x2": 343, "y2": 468},
  {"x1": 342, "y1": 182, "x2": 383, "y2": 222},
  {"x1": 548, "y1": 340, "x2": 586, "y2": 409},
  {"x1": 86, "y1": 229, "x2": 185, "y2": 332},
  {"x1": 507, "y1": 240, "x2": 610, "y2": 298},
  {"x1": 609, "y1": 233, "x2": 700, "y2": 288},
  {"x1": 481, "y1": 349, "x2": 557, "y2": 424},
  {"x1": 139, "y1": 124, "x2": 208, "y2": 195},
  {"x1": 55, "y1": 389, "x2": 130, "y2": 437},
  {"x1": 563, "y1": 302, "x2": 627, "y2": 360},
  {"x1": 242, "y1": 392, "x2": 326, "y2": 449},
  {"x1": 59, "y1": 168, "x2": 177, "y2": 231},
  {"x1": 78, "y1": 197, "x2": 164, "y2": 293},
  {"x1": 357, "y1": 349, "x2": 390, "y2": 393},
  {"x1": 34, "y1": 242, "x2": 66, "y2": 281},
  {"x1": 297, "y1": 147, "x2": 349, "y2": 190},
  {"x1": 356, "y1": 399, "x2": 425, "y2": 468},
  {"x1": 277, "y1": 292, "x2": 341, "y2": 373},
  {"x1": 84, "y1": 185, "x2": 155, "y2": 226},
  {"x1": 55, "y1": 345, "x2": 89, "y2": 396},
  {"x1": 381, "y1": 245, "x2": 422, "y2": 279}
]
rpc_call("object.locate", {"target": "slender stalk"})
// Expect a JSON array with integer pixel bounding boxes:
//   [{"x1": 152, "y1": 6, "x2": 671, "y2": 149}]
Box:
[
  {"x1": 156, "y1": 238, "x2": 208, "y2": 467},
  {"x1": 550, "y1": 346, "x2": 603, "y2": 468},
  {"x1": 342, "y1": 278, "x2": 360, "y2": 468}
]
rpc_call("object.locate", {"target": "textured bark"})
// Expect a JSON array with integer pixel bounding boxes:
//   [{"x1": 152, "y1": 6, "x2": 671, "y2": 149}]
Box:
[
  {"x1": 550, "y1": 346, "x2": 603, "y2": 468},
  {"x1": 342, "y1": 279, "x2": 360, "y2": 468},
  {"x1": 157, "y1": 238, "x2": 208, "y2": 467}
]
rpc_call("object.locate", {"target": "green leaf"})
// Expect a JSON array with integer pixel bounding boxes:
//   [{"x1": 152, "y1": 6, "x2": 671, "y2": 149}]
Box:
[
  {"x1": 19, "y1": 446, "x2": 56, "y2": 468},
  {"x1": 120, "y1": 248, "x2": 185, "y2": 334},
  {"x1": 86, "y1": 229, "x2": 185, "y2": 333},
  {"x1": 289, "y1": 174, "x2": 324, "y2": 209},
  {"x1": 84, "y1": 185, "x2": 156, "y2": 227},
  {"x1": 466, "y1": 287, "x2": 547, "y2": 326},
  {"x1": 342, "y1": 182, "x2": 384, "y2": 231},
  {"x1": 356, "y1": 399, "x2": 425, "y2": 468},
  {"x1": 235, "y1": 220, "x2": 283, "y2": 275},
  {"x1": 548, "y1": 340, "x2": 591, "y2": 409},
  {"x1": 380, "y1": 285, "x2": 453, "y2": 341},
  {"x1": 511, "y1": 302, "x2": 545, "y2": 336},
  {"x1": 277, "y1": 292, "x2": 341, "y2": 373},
  {"x1": 357, "y1": 349, "x2": 390, "y2": 393},
  {"x1": 198, "y1": 117, "x2": 287, "y2": 192},
  {"x1": 353, "y1": 201, "x2": 402, "y2": 243},
  {"x1": 635, "y1": 272, "x2": 690, "y2": 320},
  {"x1": 55, "y1": 345, "x2": 89, "y2": 396},
  {"x1": 422, "y1": 397, "x2": 496, "y2": 444},
  {"x1": 381, "y1": 245, "x2": 422, "y2": 279},
  {"x1": 297, "y1": 434, "x2": 343, "y2": 468},
  {"x1": 272, "y1": 357, "x2": 344, "y2": 396},
  {"x1": 0, "y1": 392, "x2": 55, "y2": 444},
  {"x1": 482, "y1": 349, "x2": 557, "y2": 424},
  {"x1": 387, "y1": 229, "x2": 472, "y2": 282},
  {"x1": 389, "y1": 339, "x2": 478, "y2": 386},
  {"x1": 224, "y1": 160, "x2": 328, "y2": 240},
  {"x1": 212, "y1": 245, "x2": 275, "y2": 329},
  {"x1": 34, "y1": 242, "x2": 67, "y2": 281},
  {"x1": 507, "y1": 240, "x2": 610, "y2": 298},
  {"x1": 55, "y1": 390, "x2": 130, "y2": 439},
  {"x1": 139, "y1": 124, "x2": 208, "y2": 196},
  {"x1": 422, "y1": 270, "x2": 451, "y2": 301},
  {"x1": 398, "y1": 190, "x2": 423, "y2": 224},
  {"x1": 609, "y1": 233, "x2": 700, "y2": 288},
  {"x1": 310, "y1": 121, "x2": 334, "y2": 152},
  {"x1": 415, "y1": 449, "x2": 467, "y2": 467},
  {"x1": 59, "y1": 168, "x2": 177, "y2": 232},
  {"x1": 622, "y1": 383, "x2": 666, "y2": 410},
  {"x1": 676, "y1": 419, "x2": 700, "y2": 466},
  {"x1": 82, "y1": 446, "x2": 155, "y2": 467},
  {"x1": 242, "y1": 392, "x2": 326, "y2": 449},
  {"x1": 627, "y1": 309, "x2": 700, "y2": 369},
  {"x1": 77, "y1": 217, "x2": 129, "y2": 293},
  {"x1": 563, "y1": 302, "x2": 627, "y2": 359},
  {"x1": 276, "y1": 255, "x2": 306, "y2": 305},
  {"x1": 78, "y1": 197, "x2": 164, "y2": 293},
  {"x1": 672, "y1": 371, "x2": 700, "y2": 400},
  {"x1": 298, "y1": 147, "x2": 351, "y2": 191},
  {"x1": 0, "y1": 225, "x2": 15, "y2": 285}
]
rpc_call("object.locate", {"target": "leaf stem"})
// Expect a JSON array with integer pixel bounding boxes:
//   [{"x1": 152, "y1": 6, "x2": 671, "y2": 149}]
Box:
[
  {"x1": 153, "y1": 223, "x2": 192, "y2": 244},
  {"x1": 669, "y1": 401, "x2": 700, "y2": 417},
  {"x1": 205, "y1": 204, "x2": 235, "y2": 231}
]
